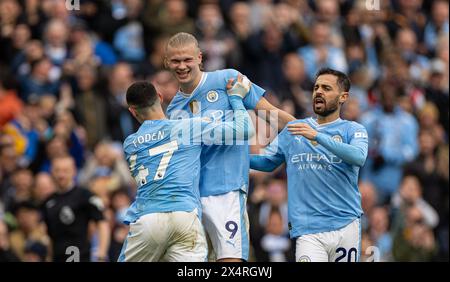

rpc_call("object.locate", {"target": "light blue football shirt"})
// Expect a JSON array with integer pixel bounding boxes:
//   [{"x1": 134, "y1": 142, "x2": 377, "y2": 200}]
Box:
[
  {"x1": 123, "y1": 96, "x2": 253, "y2": 224},
  {"x1": 251, "y1": 118, "x2": 368, "y2": 238},
  {"x1": 167, "y1": 69, "x2": 265, "y2": 197}
]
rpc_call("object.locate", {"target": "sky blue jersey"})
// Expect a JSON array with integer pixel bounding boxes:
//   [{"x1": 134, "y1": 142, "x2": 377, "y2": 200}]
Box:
[
  {"x1": 123, "y1": 97, "x2": 253, "y2": 224},
  {"x1": 167, "y1": 69, "x2": 265, "y2": 197},
  {"x1": 250, "y1": 118, "x2": 368, "y2": 238}
]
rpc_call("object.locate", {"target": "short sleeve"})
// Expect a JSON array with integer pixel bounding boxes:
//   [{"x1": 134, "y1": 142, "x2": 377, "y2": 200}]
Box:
[{"x1": 82, "y1": 189, "x2": 105, "y2": 222}]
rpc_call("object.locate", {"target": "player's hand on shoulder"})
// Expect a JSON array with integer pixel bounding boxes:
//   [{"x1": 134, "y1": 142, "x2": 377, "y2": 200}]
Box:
[
  {"x1": 226, "y1": 74, "x2": 251, "y2": 99},
  {"x1": 287, "y1": 122, "x2": 318, "y2": 140}
]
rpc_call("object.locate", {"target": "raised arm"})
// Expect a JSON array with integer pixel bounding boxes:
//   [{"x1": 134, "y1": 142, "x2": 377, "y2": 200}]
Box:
[
  {"x1": 200, "y1": 75, "x2": 255, "y2": 144},
  {"x1": 215, "y1": 95, "x2": 255, "y2": 143},
  {"x1": 254, "y1": 97, "x2": 296, "y2": 132},
  {"x1": 225, "y1": 69, "x2": 294, "y2": 132}
]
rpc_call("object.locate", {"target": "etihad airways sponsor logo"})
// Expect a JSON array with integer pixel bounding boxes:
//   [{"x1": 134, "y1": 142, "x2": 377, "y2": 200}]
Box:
[{"x1": 290, "y1": 153, "x2": 342, "y2": 171}]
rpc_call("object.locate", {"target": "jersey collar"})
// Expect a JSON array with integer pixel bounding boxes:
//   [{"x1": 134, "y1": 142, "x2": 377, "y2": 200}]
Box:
[
  {"x1": 310, "y1": 117, "x2": 342, "y2": 128},
  {"x1": 178, "y1": 72, "x2": 208, "y2": 98},
  {"x1": 58, "y1": 184, "x2": 76, "y2": 195}
]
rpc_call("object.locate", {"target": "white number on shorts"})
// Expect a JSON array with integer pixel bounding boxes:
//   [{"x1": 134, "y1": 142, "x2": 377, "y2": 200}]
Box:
[{"x1": 129, "y1": 140, "x2": 179, "y2": 185}]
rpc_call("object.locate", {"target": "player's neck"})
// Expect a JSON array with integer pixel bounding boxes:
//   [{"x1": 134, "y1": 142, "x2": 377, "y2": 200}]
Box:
[
  {"x1": 180, "y1": 72, "x2": 203, "y2": 94},
  {"x1": 142, "y1": 112, "x2": 167, "y2": 122},
  {"x1": 316, "y1": 111, "x2": 340, "y2": 124},
  {"x1": 58, "y1": 183, "x2": 75, "y2": 193}
]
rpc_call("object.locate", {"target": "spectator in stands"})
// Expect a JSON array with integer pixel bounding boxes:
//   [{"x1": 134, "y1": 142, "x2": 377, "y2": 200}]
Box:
[
  {"x1": 2, "y1": 169, "x2": 34, "y2": 212},
  {"x1": 23, "y1": 240, "x2": 48, "y2": 262},
  {"x1": 32, "y1": 172, "x2": 56, "y2": 204},
  {"x1": 423, "y1": 0, "x2": 449, "y2": 55},
  {"x1": 0, "y1": 144, "x2": 20, "y2": 203},
  {"x1": 0, "y1": 219, "x2": 20, "y2": 262},
  {"x1": 279, "y1": 53, "x2": 313, "y2": 119},
  {"x1": 195, "y1": 2, "x2": 235, "y2": 71},
  {"x1": 298, "y1": 21, "x2": 348, "y2": 81},
  {"x1": 142, "y1": 0, "x2": 195, "y2": 38},
  {"x1": 73, "y1": 66, "x2": 107, "y2": 150},
  {"x1": 68, "y1": 22, "x2": 117, "y2": 67},
  {"x1": 113, "y1": 0, "x2": 146, "y2": 64},
  {"x1": 359, "y1": 181, "x2": 378, "y2": 232},
  {"x1": 392, "y1": 204, "x2": 438, "y2": 261},
  {"x1": 107, "y1": 188, "x2": 131, "y2": 261},
  {"x1": 43, "y1": 19, "x2": 70, "y2": 67},
  {"x1": 9, "y1": 201, "x2": 50, "y2": 261},
  {"x1": 250, "y1": 179, "x2": 293, "y2": 262},
  {"x1": 0, "y1": 0, "x2": 22, "y2": 64},
  {"x1": 78, "y1": 141, "x2": 133, "y2": 193},
  {"x1": 425, "y1": 59, "x2": 449, "y2": 134},
  {"x1": 314, "y1": 0, "x2": 344, "y2": 49},
  {"x1": 395, "y1": 28, "x2": 430, "y2": 84},
  {"x1": 367, "y1": 206, "x2": 393, "y2": 261},
  {"x1": 19, "y1": 56, "x2": 60, "y2": 102},
  {"x1": 0, "y1": 76, "x2": 23, "y2": 128},
  {"x1": 104, "y1": 63, "x2": 139, "y2": 141},
  {"x1": 391, "y1": 174, "x2": 440, "y2": 234},
  {"x1": 360, "y1": 79, "x2": 419, "y2": 204}
]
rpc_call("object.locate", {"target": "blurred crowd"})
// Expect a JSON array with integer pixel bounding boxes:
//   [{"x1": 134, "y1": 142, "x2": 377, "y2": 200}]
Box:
[{"x1": 0, "y1": 0, "x2": 448, "y2": 262}]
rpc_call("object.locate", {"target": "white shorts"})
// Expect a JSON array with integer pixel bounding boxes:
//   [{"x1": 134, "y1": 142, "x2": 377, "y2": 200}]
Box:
[
  {"x1": 118, "y1": 209, "x2": 207, "y2": 262},
  {"x1": 201, "y1": 190, "x2": 250, "y2": 261},
  {"x1": 295, "y1": 218, "x2": 361, "y2": 262}
]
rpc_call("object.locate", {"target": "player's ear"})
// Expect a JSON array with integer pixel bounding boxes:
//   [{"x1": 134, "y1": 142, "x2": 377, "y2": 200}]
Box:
[
  {"x1": 163, "y1": 57, "x2": 169, "y2": 69},
  {"x1": 128, "y1": 106, "x2": 138, "y2": 119},
  {"x1": 339, "y1": 92, "x2": 349, "y2": 104},
  {"x1": 157, "y1": 92, "x2": 164, "y2": 103}
]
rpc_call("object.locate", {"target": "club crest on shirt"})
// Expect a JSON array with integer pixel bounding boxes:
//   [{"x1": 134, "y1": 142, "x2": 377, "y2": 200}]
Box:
[
  {"x1": 310, "y1": 140, "x2": 318, "y2": 146},
  {"x1": 295, "y1": 136, "x2": 316, "y2": 146},
  {"x1": 206, "y1": 90, "x2": 219, "y2": 103},
  {"x1": 189, "y1": 100, "x2": 199, "y2": 114},
  {"x1": 59, "y1": 206, "x2": 75, "y2": 225},
  {"x1": 298, "y1": 255, "x2": 311, "y2": 262},
  {"x1": 332, "y1": 135, "x2": 343, "y2": 143}
]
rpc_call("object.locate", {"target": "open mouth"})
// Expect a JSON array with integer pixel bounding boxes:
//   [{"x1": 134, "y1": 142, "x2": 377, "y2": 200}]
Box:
[
  {"x1": 176, "y1": 70, "x2": 190, "y2": 79},
  {"x1": 314, "y1": 97, "x2": 325, "y2": 106}
]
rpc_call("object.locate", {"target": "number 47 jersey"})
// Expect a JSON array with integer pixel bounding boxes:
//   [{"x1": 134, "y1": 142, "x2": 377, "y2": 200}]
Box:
[
  {"x1": 122, "y1": 101, "x2": 253, "y2": 225},
  {"x1": 122, "y1": 119, "x2": 204, "y2": 225}
]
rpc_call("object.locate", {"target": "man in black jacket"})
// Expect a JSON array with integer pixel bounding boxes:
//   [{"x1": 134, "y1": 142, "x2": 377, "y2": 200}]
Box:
[{"x1": 42, "y1": 155, "x2": 110, "y2": 262}]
